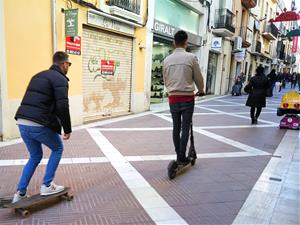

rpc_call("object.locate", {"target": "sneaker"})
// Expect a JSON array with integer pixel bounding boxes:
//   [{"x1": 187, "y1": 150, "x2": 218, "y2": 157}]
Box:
[
  {"x1": 12, "y1": 191, "x2": 27, "y2": 203},
  {"x1": 40, "y1": 182, "x2": 64, "y2": 196}
]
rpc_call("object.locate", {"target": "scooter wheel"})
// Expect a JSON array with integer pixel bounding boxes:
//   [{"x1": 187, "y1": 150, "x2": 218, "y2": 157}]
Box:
[{"x1": 167, "y1": 160, "x2": 177, "y2": 180}]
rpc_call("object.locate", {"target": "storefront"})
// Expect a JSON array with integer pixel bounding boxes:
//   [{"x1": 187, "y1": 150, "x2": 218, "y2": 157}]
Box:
[
  {"x1": 151, "y1": 0, "x2": 202, "y2": 103},
  {"x1": 82, "y1": 11, "x2": 134, "y2": 121}
]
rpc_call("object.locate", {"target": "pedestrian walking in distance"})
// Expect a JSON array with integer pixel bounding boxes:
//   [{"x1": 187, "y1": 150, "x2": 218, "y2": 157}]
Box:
[
  {"x1": 13, "y1": 51, "x2": 72, "y2": 203},
  {"x1": 244, "y1": 66, "x2": 270, "y2": 125},
  {"x1": 163, "y1": 30, "x2": 205, "y2": 166}
]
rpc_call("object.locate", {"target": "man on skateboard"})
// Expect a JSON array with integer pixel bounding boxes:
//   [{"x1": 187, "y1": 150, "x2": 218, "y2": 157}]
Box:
[
  {"x1": 163, "y1": 30, "x2": 205, "y2": 166},
  {"x1": 13, "y1": 51, "x2": 72, "y2": 203}
]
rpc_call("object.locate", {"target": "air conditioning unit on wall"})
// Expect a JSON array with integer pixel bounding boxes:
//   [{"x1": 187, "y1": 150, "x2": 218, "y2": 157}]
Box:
[{"x1": 233, "y1": 36, "x2": 243, "y2": 53}]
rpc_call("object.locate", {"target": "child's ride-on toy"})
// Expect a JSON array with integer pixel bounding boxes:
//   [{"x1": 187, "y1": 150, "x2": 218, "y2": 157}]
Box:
[{"x1": 277, "y1": 91, "x2": 300, "y2": 130}]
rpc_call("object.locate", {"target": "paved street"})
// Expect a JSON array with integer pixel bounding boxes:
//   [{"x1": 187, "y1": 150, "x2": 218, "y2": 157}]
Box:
[{"x1": 0, "y1": 88, "x2": 299, "y2": 225}]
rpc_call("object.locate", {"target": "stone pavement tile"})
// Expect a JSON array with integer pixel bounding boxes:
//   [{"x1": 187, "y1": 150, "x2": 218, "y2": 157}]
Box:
[
  {"x1": 101, "y1": 130, "x2": 242, "y2": 156},
  {"x1": 0, "y1": 129, "x2": 104, "y2": 160},
  {"x1": 192, "y1": 114, "x2": 258, "y2": 126},
  {"x1": 131, "y1": 156, "x2": 270, "y2": 224},
  {"x1": 98, "y1": 114, "x2": 171, "y2": 128},
  {"x1": 259, "y1": 113, "x2": 282, "y2": 123},
  {"x1": 0, "y1": 164, "x2": 154, "y2": 225},
  {"x1": 200, "y1": 100, "x2": 241, "y2": 106},
  {"x1": 206, "y1": 127, "x2": 286, "y2": 154},
  {"x1": 200, "y1": 105, "x2": 276, "y2": 113},
  {"x1": 174, "y1": 205, "x2": 236, "y2": 225},
  {"x1": 270, "y1": 210, "x2": 300, "y2": 225}
]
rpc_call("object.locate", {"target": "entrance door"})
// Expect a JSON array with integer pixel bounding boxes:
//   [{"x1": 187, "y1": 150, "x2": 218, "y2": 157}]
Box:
[{"x1": 206, "y1": 52, "x2": 218, "y2": 94}]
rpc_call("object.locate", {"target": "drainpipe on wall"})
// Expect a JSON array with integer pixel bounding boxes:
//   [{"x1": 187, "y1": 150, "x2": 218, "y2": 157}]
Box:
[{"x1": 51, "y1": 0, "x2": 57, "y2": 54}]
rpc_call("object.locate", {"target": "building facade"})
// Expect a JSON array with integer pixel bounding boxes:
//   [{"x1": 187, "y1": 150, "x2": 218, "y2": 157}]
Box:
[{"x1": 0, "y1": 0, "x2": 149, "y2": 140}]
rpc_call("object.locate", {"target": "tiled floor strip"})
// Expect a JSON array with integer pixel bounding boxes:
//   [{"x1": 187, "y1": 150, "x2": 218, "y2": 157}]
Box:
[
  {"x1": 232, "y1": 130, "x2": 300, "y2": 225},
  {"x1": 87, "y1": 128, "x2": 188, "y2": 225}
]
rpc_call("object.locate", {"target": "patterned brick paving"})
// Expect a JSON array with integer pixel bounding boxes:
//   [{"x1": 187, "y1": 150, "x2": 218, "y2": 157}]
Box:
[
  {"x1": 0, "y1": 164, "x2": 154, "y2": 225},
  {"x1": 102, "y1": 130, "x2": 242, "y2": 156},
  {"x1": 207, "y1": 128, "x2": 286, "y2": 154},
  {"x1": 132, "y1": 156, "x2": 271, "y2": 225},
  {"x1": 0, "y1": 130, "x2": 104, "y2": 160}
]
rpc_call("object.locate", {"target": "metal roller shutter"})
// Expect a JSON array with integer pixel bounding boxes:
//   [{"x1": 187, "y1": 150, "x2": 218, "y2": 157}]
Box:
[{"x1": 82, "y1": 26, "x2": 133, "y2": 121}]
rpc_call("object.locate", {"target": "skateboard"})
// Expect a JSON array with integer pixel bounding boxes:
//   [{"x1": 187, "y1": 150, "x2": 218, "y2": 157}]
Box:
[
  {"x1": 168, "y1": 123, "x2": 197, "y2": 179},
  {"x1": 2, "y1": 187, "x2": 73, "y2": 217}
]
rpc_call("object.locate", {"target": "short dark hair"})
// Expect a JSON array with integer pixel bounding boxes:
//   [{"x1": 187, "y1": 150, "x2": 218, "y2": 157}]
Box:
[
  {"x1": 256, "y1": 66, "x2": 265, "y2": 75},
  {"x1": 53, "y1": 51, "x2": 69, "y2": 65},
  {"x1": 174, "y1": 30, "x2": 188, "y2": 46}
]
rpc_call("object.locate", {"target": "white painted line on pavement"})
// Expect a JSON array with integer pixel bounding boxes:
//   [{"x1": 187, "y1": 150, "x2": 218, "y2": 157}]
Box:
[
  {"x1": 0, "y1": 157, "x2": 109, "y2": 166},
  {"x1": 194, "y1": 128, "x2": 270, "y2": 156},
  {"x1": 196, "y1": 105, "x2": 277, "y2": 125},
  {"x1": 159, "y1": 112, "x2": 275, "y2": 116},
  {"x1": 0, "y1": 151, "x2": 266, "y2": 167},
  {"x1": 154, "y1": 113, "x2": 270, "y2": 156},
  {"x1": 96, "y1": 124, "x2": 277, "y2": 132},
  {"x1": 87, "y1": 128, "x2": 188, "y2": 225}
]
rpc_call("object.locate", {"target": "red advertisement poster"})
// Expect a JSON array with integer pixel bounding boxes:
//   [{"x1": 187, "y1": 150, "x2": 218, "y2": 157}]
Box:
[
  {"x1": 66, "y1": 36, "x2": 81, "y2": 55},
  {"x1": 292, "y1": 37, "x2": 298, "y2": 54},
  {"x1": 101, "y1": 60, "x2": 115, "y2": 75}
]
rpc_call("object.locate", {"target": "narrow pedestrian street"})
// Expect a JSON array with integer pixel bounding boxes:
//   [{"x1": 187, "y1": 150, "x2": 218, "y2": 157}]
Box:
[{"x1": 0, "y1": 88, "x2": 299, "y2": 225}]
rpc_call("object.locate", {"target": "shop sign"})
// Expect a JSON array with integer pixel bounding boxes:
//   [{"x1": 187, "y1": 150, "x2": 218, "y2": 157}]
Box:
[
  {"x1": 66, "y1": 36, "x2": 81, "y2": 55},
  {"x1": 65, "y1": 9, "x2": 78, "y2": 37},
  {"x1": 87, "y1": 11, "x2": 134, "y2": 36},
  {"x1": 101, "y1": 60, "x2": 115, "y2": 75},
  {"x1": 153, "y1": 19, "x2": 201, "y2": 46},
  {"x1": 235, "y1": 48, "x2": 246, "y2": 62},
  {"x1": 292, "y1": 37, "x2": 298, "y2": 53},
  {"x1": 211, "y1": 37, "x2": 222, "y2": 51}
]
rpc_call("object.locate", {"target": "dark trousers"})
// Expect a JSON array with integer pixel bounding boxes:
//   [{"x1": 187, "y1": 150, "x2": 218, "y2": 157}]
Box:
[
  {"x1": 250, "y1": 107, "x2": 262, "y2": 120},
  {"x1": 170, "y1": 101, "x2": 194, "y2": 163}
]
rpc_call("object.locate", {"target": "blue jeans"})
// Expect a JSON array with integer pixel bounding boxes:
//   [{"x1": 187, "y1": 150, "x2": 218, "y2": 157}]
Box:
[
  {"x1": 169, "y1": 101, "x2": 194, "y2": 162},
  {"x1": 17, "y1": 125, "x2": 63, "y2": 194}
]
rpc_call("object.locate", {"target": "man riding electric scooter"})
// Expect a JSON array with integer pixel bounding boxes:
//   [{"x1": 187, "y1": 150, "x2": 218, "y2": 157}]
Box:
[{"x1": 163, "y1": 30, "x2": 205, "y2": 170}]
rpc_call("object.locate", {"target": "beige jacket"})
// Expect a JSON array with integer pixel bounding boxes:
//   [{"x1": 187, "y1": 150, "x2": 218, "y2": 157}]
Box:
[{"x1": 163, "y1": 48, "x2": 204, "y2": 96}]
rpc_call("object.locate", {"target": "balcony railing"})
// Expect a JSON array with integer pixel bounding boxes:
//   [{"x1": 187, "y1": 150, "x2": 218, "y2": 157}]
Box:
[
  {"x1": 106, "y1": 0, "x2": 141, "y2": 14},
  {"x1": 262, "y1": 23, "x2": 279, "y2": 40},
  {"x1": 214, "y1": 9, "x2": 235, "y2": 34},
  {"x1": 240, "y1": 26, "x2": 252, "y2": 47},
  {"x1": 241, "y1": 0, "x2": 257, "y2": 8}
]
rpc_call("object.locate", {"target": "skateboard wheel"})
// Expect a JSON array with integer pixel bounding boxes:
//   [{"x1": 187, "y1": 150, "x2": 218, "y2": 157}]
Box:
[
  {"x1": 21, "y1": 210, "x2": 30, "y2": 217},
  {"x1": 66, "y1": 194, "x2": 73, "y2": 201},
  {"x1": 15, "y1": 208, "x2": 30, "y2": 217}
]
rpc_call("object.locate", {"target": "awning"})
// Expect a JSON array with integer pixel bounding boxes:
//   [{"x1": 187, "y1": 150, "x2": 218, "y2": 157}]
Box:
[
  {"x1": 286, "y1": 28, "x2": 300, "y2": 37},
  {"x1": 269, "y1": 10, "x2": 300, "y2": 23}
]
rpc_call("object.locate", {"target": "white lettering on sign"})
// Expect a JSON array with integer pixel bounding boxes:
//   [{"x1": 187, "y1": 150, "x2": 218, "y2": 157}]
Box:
[
  {"x1": 154, "y1": 21, "x2": 175, "y2": 36},
  {"x1": 87, "y1": 12, "x2": 134, "y2": 35}
]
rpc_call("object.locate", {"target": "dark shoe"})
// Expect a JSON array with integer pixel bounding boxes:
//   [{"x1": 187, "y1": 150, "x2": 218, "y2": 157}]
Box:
[
  {"x1": 254, "y1": 118, "x2": 258, "y2": 124},
  {"x1": 251, "y1": 118, "x2": 255, "y2": 125}
]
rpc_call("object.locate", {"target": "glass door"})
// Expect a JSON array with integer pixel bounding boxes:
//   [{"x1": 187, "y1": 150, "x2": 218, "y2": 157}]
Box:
[{"x1": 206, "y1": 52, "x2": 218, "y2": 94}]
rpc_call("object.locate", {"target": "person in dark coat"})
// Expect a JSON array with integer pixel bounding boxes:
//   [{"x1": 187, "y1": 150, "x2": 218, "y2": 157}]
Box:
[
  {"x1": 244, "y1": 66, "x2": 270, "y2": 124},
  {"x1": 12, "y1": 51, "x2": 72, "y2": 203},
  {"x1": 267, "y1": 69, "x2": 277, "y2": 96}
]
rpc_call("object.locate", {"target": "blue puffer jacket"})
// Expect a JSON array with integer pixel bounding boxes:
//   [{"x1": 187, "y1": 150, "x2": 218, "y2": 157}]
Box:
[{"x1": 15, "y1": 65, "x2": 71, "y2": 134}]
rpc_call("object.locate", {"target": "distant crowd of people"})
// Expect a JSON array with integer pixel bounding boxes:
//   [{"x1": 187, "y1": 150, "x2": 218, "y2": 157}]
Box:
[{"x1": 232, "y1": 70, "x2": 300, "y2": 97}]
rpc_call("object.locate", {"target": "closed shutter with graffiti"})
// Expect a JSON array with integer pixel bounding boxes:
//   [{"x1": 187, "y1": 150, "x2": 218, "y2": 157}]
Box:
[{"x1": 82, "y1": 26, "x2": 133, "y2": 120}]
